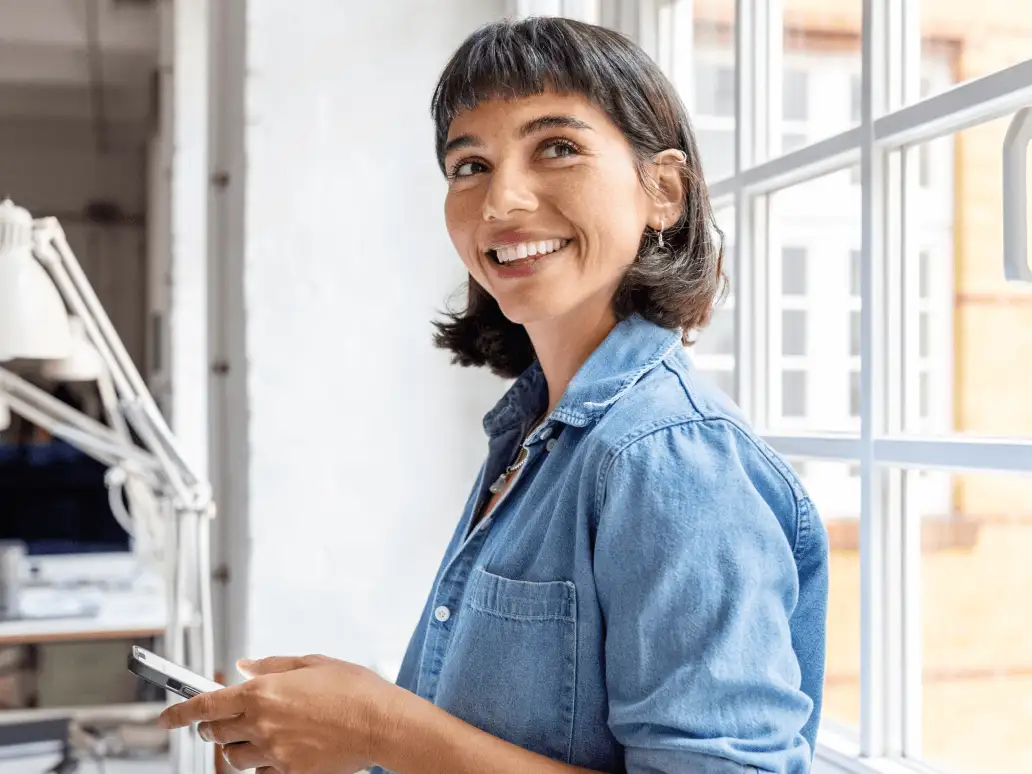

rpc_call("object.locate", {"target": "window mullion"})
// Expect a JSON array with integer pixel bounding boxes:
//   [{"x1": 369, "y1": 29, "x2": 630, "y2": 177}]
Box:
[
  {"x1": 860, "y1": 0, "x2": 891, "y2": 758},
  {"x1": 897, "y1": 0, "x2": 926, "y2": 759},
  {"x1": 881, "y1": 0, "x2": 910, "y2": 760},
  {"x1": 734, "y1": 0, "x2": 756, "y2": 424},
  {"x1": 664, "y1": 0, "x2": 694, "y2": 106}
]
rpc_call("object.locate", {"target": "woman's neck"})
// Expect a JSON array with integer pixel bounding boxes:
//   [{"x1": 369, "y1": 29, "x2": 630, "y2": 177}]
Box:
[{"x1": 524, "y1": 303, "x2": 618, "y2": 416}]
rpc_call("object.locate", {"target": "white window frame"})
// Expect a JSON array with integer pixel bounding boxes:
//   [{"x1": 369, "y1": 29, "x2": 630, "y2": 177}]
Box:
[{"x1": 632, "y1": 0, "x2": 1032, "y2": 771}]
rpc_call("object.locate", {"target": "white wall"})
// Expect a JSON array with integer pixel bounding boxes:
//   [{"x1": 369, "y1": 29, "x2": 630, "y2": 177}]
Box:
[
  {"x1": 0, "y1": 121, "x2": 149, "y2": 371},
  {"x1": 213, "y1": 0, "x2": 507, "y2": 674}
]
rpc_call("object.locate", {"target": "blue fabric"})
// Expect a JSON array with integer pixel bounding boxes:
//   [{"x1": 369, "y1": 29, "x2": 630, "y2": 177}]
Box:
[{"x1": 374, "y1": 315, "x2": 828, "y2": 774}]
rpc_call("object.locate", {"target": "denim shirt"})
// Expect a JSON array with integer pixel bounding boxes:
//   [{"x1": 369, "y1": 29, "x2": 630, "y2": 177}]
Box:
[{"x1": 374, "y1": 315, "x2": 828, "y2": 774}]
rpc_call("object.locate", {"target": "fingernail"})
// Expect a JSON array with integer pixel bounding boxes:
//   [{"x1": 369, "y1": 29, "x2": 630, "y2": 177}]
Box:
[
  {"x1": 156, "y1": 715, "x2": 170, "y2": 729},
  {"x1": 237, "y1": 658, "x2": 255, "y2": 669}
]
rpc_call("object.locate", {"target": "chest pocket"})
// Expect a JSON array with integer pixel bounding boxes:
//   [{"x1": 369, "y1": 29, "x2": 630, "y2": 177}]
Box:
[{"x1": 434, "y1": 566, "x2": 578, "y2": 763}]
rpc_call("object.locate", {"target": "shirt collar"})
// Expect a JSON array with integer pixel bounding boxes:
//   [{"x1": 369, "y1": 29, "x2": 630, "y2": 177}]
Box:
[{"x1": 482, "y1": 315, "x2": 683, "y2": 437}]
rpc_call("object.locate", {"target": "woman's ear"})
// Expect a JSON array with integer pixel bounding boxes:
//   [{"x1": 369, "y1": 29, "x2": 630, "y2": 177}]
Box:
[{"x1": 646, "y1": 149, "x2": 687, "y2": 229}]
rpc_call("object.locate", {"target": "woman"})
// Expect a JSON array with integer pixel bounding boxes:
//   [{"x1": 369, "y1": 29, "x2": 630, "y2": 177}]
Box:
[{"x1": 160, "y1": 17, "x2": 828, "y2": 774}]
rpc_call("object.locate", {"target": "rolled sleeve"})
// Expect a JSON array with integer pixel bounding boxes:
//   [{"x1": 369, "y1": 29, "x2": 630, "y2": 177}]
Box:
[{"x1": 595, "y1": 419, "x2": 814, "y2": 774}]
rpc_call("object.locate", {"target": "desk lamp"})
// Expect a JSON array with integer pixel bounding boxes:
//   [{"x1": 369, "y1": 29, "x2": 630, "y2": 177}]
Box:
[{"x1": 0, "y1": 198, "x2": 214, "y2": 774}]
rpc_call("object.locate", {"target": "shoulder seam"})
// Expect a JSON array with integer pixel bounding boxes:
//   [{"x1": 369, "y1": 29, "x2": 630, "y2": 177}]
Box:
[{"x1": 596, "y1": 416, "x2": 806, "y2": 554}]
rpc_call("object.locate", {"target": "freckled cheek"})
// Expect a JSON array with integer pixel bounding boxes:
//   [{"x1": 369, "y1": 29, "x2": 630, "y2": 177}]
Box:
[{"x1": 552, "y1": 170, "x2": 635, "y2": 252}]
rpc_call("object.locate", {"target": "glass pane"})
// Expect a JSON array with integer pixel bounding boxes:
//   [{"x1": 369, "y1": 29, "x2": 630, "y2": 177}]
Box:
[
  {"x1": 780, "y1": 1, "x2": 861, "y2": 149},
  {"x1": 919, "y1": 249, "x2": 931, "y2": 298},
  {"x1": 694, "y1": 62, "x2": 735, "y2": 117},
  {"x1": 702, "y1": 368, "x2": 735, "y2": 400},
  {"x1": 696, "y1": 307, "x2": 734, "y2": 355},
  {"x1": 898, "y1": 116, "x2": 1032, "y2": 438},
  {"x1": 696, "y1": 129, "x2": 734, "y2": 181},
  {"x1": 849, "y1": 370, "x2": 860, "y2": 418},
  {"x1": 902, "y1": 467, "x2": 1032, "y2": 773},
  {"x1": 692, "y1": 3, "x2": 735, "y2": 181},
  {"x1": 790, "y1": 459, "x2": 860, "y2": 733},
  {"x1": 849, "y1": 249, "x2": 861, "y2": 296},
  {"x1": 692, "y1": 206, "x2": 737, "y2": 402},
  {"x1": 918, "y1": 14, "x2": 1031, "y2": 103},
  {"x1": 782, "y1": 370, "x2": 807, "y2": 417},
  {"x1": 783, "y1": 69, "x2": 810, "y2": 121},
  {"x1": 782, "y1": 310, "x2": 807, "y2": 355},
  {"x1": 768, "y1": 167, "x2": 861, "y2": 431},
  {"x1": 782, "y1": 132, "x2": 809, "y2": 153},
  {"x1": 782, "y1": 246, "x2": 808, "y2": 294}
]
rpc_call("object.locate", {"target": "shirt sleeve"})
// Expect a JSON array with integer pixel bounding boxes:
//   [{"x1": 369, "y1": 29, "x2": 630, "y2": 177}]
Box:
[{"x1": 594, "y1": 418, "x2": 817, "y2": 774}]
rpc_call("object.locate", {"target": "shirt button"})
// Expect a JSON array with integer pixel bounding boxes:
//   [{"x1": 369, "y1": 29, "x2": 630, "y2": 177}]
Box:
[
  {"x1": 433, "y1": 606, "x2": 451, "y2": 623},
  {"x1": 539, "y1": 426, "x2": 553, "y2": 441},
  {"x1": 546, "y1": 438, "x2": 558, "y2": 452}
]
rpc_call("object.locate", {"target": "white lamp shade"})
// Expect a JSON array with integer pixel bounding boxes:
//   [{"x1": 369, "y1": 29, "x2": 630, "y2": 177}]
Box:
[
  {"x1": 42, "y1": 317, "x2": 104, "y2": 382},
  {"x1": 0, "y1": 394, "x2": 9, "y2": 432},
  {"x1": 0, "y1": 199, "x2": 72, "y2": 362}
]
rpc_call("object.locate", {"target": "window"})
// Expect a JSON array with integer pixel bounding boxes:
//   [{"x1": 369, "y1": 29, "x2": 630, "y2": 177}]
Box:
[
  {"x1": 768, "y1": 171, "x2": 861, "y2": 434},
  {"x1": 850, "y1": 311, "x2": 861, "y2": 357},
  {"x1": 850, "y1": 249, "x2": 861, "y2": 296},
  {"x1": 695, "y1": 63, "x2": 735, "y2": 117},
  {"x1": 782, "y1": 310, "x2": 807, "y2": 355},
  {"x1": 660, "y1": 2, "x2": 1032, "y2": 771},
  {"x1": 781, "y1": 370, "x2": 807, "y2": 417},
  {"x1": 782, "y1": 247, "x2": 808, "y2": 294},
  {"x1": 695, "y1": 307, "x2": 734, "y2": 355},
  {"x1": 696, "y1": 129, "x2": 734, "y2": 181},
  {"x1": 849, "y1": 370, "x2": 861, "y2": 417},
  {"x1": 690, "y1": 204, "x2": 737, "y2": 402},
  {"x1": 783, "y1": 69, "x2": 809, "y2": 121}
]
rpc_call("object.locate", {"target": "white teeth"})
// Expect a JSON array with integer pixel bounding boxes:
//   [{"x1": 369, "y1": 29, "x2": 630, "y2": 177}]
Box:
[{"x1": 491, "y1": 239, "x2": 569, "y2": 264}]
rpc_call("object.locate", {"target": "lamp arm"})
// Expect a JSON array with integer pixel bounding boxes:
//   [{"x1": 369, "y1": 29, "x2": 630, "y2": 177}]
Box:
[
  {"x1": 33, "y1": 220, "x2": 208, "y2": 511},
  {"x1": 0, "y1": 366, "x2": 162, "y2": 478}
]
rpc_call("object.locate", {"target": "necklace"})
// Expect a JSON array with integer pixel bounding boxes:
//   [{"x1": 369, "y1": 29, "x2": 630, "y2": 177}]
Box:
[{"x1": 488, "y1": 414, "x2": 546, "y2": 494}]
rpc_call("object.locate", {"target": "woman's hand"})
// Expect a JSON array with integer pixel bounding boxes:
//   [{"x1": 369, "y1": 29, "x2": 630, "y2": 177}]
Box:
[{"x1": 157, "y1": 654, "x2": 405, "y2": 774}]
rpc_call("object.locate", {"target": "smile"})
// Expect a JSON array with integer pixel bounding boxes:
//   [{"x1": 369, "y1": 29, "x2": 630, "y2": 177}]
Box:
[{"x1": 487, "y1": 238, "x2": 572, "y2": 264}]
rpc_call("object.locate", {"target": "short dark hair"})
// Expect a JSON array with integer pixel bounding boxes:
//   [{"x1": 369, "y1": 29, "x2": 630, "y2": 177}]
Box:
[{"x1": 431, "y1": 16, "x2": 727, "y2": 379}]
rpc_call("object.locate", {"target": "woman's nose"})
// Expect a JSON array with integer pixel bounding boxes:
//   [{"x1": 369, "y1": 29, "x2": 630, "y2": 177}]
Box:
[{"x1": 482, "y1": 162, "x2": 538, "y2": 221}]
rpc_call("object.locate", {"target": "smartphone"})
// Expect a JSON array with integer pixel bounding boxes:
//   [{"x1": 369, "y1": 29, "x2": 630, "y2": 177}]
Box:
[{"x1": 128, "y1": 645, "x2": 224, "y2": 699}]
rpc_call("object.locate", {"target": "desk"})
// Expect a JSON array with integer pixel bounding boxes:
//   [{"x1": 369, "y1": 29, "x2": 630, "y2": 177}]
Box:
[
  {"x1": 0, "y1": 552, "x2": 167, "y2": 646},
  {"x1": 0, "y1": 553, "x2": 169, "y2": 747}
]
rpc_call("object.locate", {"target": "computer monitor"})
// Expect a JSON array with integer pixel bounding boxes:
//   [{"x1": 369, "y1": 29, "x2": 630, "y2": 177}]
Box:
[{"x1": 0, "y1": 383, "x2": 130, "y2": 556}]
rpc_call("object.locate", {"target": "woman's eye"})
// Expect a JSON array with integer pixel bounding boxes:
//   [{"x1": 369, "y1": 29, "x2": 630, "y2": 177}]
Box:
[
  {"x1": 540, "y1": 141, "x2": 578, "y2": 160},
  {"x1": 451, "y1": 160, "x2": 486, "y2": 179}
]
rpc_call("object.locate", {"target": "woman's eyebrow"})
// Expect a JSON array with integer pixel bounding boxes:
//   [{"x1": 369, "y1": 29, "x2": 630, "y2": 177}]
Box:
[
  {"x1": 444, "y1": 115, "x2": 594, "y2": 157},
  {"x1": 519, "y1": 115, "x2": 594, "y2": 137},
  {"x1": 443, "y1": 134, "x2": 482, "y2": 156}
]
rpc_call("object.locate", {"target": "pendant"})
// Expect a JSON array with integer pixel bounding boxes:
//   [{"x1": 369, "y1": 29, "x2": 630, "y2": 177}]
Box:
[{"x1": 488, "y1": 473, "x2": 507, "y2": 494}]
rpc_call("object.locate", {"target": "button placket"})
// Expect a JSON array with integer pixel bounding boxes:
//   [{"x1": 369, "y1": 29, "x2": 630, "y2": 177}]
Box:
[{"x1": 418, "y1": 525, "x2": 490, "y2": 702}]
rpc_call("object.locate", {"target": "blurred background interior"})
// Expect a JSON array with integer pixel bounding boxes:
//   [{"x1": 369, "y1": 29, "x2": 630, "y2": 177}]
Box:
[{"x1": 0, "y1": 0, "x2": 1030, "y2": 773}]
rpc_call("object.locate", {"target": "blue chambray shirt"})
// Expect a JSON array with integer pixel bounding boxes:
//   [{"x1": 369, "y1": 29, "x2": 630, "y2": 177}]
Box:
[{"x1": 374, "y1": 315, "x2": 828, "y2": 774}]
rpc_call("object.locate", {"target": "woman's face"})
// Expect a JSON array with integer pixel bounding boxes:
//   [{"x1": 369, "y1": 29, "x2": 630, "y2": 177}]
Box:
[{"x1": 443, "y1": 92, "x2": 658, "y2": 328}]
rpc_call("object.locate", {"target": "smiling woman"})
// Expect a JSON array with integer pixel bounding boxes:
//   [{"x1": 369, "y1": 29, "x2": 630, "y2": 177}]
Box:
[
  {"x1": 158, "y1": 16, "x2": 829, "y2": 774},
  {"x1": 431, "y1": 19, "x2": 728, "y2": 380}
]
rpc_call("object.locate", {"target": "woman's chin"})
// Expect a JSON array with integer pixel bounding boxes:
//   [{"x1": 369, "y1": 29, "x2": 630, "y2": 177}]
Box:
[{"x1": 497, "y1": 296, "x2": 575, "y2": 328}]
